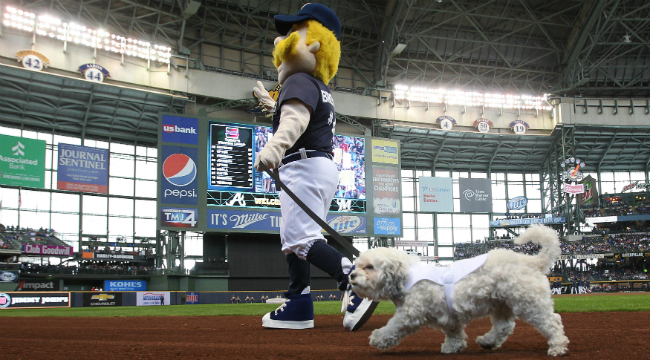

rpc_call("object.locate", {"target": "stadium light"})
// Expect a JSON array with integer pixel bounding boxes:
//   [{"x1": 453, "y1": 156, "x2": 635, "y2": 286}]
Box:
[
  {"x1": 3, "y1": 5, "x2": 171, "y2": 64},
  {"x1": 394, "y1": 85, "x2": 553, "y2": 111}
]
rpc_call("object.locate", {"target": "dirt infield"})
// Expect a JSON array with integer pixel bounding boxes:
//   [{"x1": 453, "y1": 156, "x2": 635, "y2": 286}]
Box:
[{"x1": 2, "y1": 311, "x2": 649, "y2": 359}]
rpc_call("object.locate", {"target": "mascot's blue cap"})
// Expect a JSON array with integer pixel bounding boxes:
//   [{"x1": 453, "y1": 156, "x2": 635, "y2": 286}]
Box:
[{"x1": 274, "y1": 3, "x2": 341, "y2": 40}]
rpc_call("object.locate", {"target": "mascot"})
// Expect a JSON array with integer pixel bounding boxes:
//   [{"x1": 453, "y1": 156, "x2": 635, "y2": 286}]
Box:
[{"x1": 253, "y1": 3, "x2": 377, "y2": 331}]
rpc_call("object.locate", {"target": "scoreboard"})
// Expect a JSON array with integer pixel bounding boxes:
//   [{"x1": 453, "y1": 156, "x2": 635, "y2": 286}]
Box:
[{"x1": 157, "y1": 114, "x2": 403, "y2": 237}]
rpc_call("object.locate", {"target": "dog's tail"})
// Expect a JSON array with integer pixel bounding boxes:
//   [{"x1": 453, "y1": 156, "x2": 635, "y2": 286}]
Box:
[{"x1": 514, "y1": 224, "x2": 561, "y2": 273}]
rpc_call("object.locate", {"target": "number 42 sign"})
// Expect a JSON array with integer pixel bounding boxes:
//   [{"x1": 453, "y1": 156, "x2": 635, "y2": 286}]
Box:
[{"x1": 16, "y1": 50, "x2": 50, "y2": 71}]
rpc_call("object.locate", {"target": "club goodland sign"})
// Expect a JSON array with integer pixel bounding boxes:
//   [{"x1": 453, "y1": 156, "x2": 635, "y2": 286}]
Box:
[{"x1": 0, "y1": 134, "x2": 46, "y2": 188}]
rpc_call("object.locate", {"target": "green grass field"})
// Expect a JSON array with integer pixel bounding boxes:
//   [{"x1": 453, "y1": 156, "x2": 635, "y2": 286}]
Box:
[{"x1": 1, "y1": 294, "x2": 649, "y2": 317}]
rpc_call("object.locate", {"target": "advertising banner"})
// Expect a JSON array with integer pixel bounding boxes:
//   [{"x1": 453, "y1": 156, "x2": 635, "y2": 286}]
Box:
[
  {"x1": 395, "y1": 240, "x2": 429, "y2": 247},
  {"x1": 371, "y1": 139, "x2": 399, "y2": 164},
  {"x1": 95, "y1": 253, "x2": 135, "y2": 260},
  {"x1": 186, "y1": 292, "x2": 199, "y2": 304},
  {"x1": 161, "y1": 207, "x2": 198, "y2": 228},
  {"x1": 208, "y1": 209, "x2": 281, "y2": 231},
  {"x1": 374, "y1": 217, "x2": 401, "y2": 235},
  {"x1": 57, "y1": 143, "x2": 109, "y2": 193},
  {"x1": 161, "y1": 145, "x2": 198, "y2": 205},
  {"x1": 507, "y1": 196, "x2": 528, "y2": 211},
  {"x1": 563, "y1": 183, "x2": 584, "y2": 194},
  {"x1": 136, "y1": 291, "x2": 170, "y2": 306},
  {"x1": 0, "y1": 134, "x2": 46, "y2": 188},
  {"x1": 419, "y1": 177, "x2": 453, "y2": 212},
  {"x1": 17, "y1": 279, "x2": 58, "y2": 291},
  {"x1": 83, "y1": 292, "x2": 123, "y2": 307},
  {"x1": 580, "y1": 176, "x2": 598, "y2": 205},
  {"x1": 104, "y1": 280, "x2": 146, "y2": 291},
  {"x1": 490, "y1": 217, "x2": 565, "y2": 227},
  {"x1": 459, "y1": 178, "x2": 492, "y2": 213},
  {"x1": 0, "y1": 271, "x2": 19, "y2": 283},
  {"x1": 372, "y1": 166, "x2": 401, "y2": 215},
  {"x1": 0, "y1": 292, "x2": 69, "y2": 309},
  {"x1": 326, "y1": 215, "x2": 367, "y2": 234},
  {"x1": 22, "y1": 244, "x2": 73, "y2": 256},
  {"x1": 161, "y1": 115, "x2": 199, "y2": 145}
]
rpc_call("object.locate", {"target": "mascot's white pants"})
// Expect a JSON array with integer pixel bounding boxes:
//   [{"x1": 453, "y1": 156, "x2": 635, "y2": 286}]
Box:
[{"x1": 279, "y1": 157, "x2": 339, "y2": 259}]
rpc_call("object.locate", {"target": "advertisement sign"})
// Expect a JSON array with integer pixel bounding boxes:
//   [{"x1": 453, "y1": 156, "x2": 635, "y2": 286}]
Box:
[
  {"x1": 161, "y1": 115, "x2": 199, "y2": 145},
  {"x1": 374, "y1": 217, "x2": 401, "y2": 235},
  {"x1": 0, "y1": 271, "x2": 19, "y2": 283},
  {"x1": 490, "y1": 217, "x2": 565, "y2": 227},
  {"x1": 0, "y1": 134, "x2": 46, "y2": 188},
  {"x1": 95, "y1": 253, "x2": 135, "y2": 260},
  {"x1": 459, "y1": 178, "x2": 492, "y2": 212},
  {"x1": 83, "y1": 292, "x2": 123, "y2": 307},
  {"x1": 208, "y1": 209, "x2": 281, "y2": 231},
  {"x1": 136, "y1": 291, "x2": 170, "y2": 306},
  {"x1": 161, "y1": 207, "x2": 198, "y2": 228},
  {"x1": 57, "y1": 143, "x2": 109, "y2": 193},
  {"x1": 161, "y1": 145, "x2": 198, "y2": 205},
  {"x1": 186, "y1": 292, "x2": 200, "y2": 304},
  {"x1": 563, "y1": 183, "x2": 584, "y2": 194},
  {"x1": 0, "y1": 292, "x2": 69, "y2": 309},
  {"x1": 581, "y1": 176, "x2": 597, "y2": 205},
  {"x1": 326, "y1": 215, "x2": 367, "y2": 234},
  {"x1": 395, "y1": 240, "x2": 429, "y2": 247},
  {"x1": 22, "y1": 244, "x2": 73, "y2": 256},
  {"x1": 371, "y1": 139, "x2": 399, "y2": 164},
  {"x1": 104, "y1": 280, "x2": 146, "y2": 291},
  {"x1": 419, "y1": 177, "x2": 453, "y2": 212},
  {"x1": 372, "y1": 166, "x2": 401, "y2": 214},
  {"x1": 17, "y1": 279, "x2": 58, "y2": 291},
  {"x1": 507, "y1": 196, "x2": 528, "y2": 210}
]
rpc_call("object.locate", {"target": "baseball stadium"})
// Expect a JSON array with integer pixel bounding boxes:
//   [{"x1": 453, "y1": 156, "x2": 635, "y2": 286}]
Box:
[{"x1": 0, "y1": 0, "x2": 649, "y2": 358}]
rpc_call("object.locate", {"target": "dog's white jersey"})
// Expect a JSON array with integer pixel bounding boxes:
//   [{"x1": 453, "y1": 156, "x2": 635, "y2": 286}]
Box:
[{"x1": 404, "y1": 254, "x2": 488, "y2": 313}]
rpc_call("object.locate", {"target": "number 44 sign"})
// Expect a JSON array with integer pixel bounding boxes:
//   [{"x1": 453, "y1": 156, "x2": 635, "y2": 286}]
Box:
[
  {"x1": 16, "y1": 50, "x2": 50, "y2": 71},
  {"x1": 78, "y1": 64, "x2": 111, "y2": 83}
]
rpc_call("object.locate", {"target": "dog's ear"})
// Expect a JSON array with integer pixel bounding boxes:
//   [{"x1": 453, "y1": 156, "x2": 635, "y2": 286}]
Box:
[{"x1": 380, "y1": 259, "x2": 408, "y2": 301}]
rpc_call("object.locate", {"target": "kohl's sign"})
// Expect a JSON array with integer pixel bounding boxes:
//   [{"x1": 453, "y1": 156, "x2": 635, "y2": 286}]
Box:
[
  {"x1": 22, "y1": 244, "x2": 72, "y2": 256},
  {"x1": 105, "y1": 280, "x2": 146, "y2": 291}
]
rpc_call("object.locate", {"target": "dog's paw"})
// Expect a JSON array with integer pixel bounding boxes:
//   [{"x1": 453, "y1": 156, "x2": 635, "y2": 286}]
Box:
[
  {"x1": 369, "y1": 328, "x2": 398, "y2": 351},
  {"x1": 476, "y1": 335, "x2": 497, "y2": 350},
  {"x1": 441, "y1": 339, "x2": 467, "y2": 354},
  {"x1": 548, "y1": 346, "x2": 568, "y2": 357}
]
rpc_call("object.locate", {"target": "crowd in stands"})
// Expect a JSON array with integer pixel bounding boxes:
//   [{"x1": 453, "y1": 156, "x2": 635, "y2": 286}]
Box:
[
  {"x1": 0, "y1": 224, "x2": 65, "y2": 248},
  {"x1": 607, "y1": 232, "x2": 650, "y2": 252},
  {"x1": 581, "y1": 199, "x2": 650, "y2": 217},
  {"x1": 20, "y1": 262, "x2": 159, "y2": 276}
]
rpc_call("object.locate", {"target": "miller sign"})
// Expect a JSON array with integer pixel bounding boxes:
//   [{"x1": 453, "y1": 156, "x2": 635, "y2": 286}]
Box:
[{"x1": 563, "y1": 183, "x2": 584, "y2": 194}]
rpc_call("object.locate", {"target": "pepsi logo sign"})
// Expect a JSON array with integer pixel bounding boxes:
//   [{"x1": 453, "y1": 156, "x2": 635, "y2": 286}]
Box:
[
  {"x1": 507, "y1": 196, "x2": 528, "y2": 210},
  {"x1": 163, "y1": 154, "x2": 197, "y2": 186}
]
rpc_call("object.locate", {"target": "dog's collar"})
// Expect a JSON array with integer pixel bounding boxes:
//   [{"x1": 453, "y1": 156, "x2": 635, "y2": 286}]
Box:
[{"x1": 404, "y1": 254, "x2": 488, "y2": 313}]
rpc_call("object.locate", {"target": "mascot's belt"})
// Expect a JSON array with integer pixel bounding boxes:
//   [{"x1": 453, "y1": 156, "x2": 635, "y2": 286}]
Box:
[{"x1": 404, "y1": 254, "x2": 488, "y2": 313}]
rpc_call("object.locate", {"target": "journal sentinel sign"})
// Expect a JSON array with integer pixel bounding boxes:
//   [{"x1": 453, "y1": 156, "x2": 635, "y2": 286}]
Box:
[
  {"x1": 57, "y1": 143, "x2": 109, "y2": 194},
  {"x1": 105, "y1": 280, "x2": 146, "y2": 291},
  {"x1": 161, "y1": 115, "x2": 198, "y2": 145}
]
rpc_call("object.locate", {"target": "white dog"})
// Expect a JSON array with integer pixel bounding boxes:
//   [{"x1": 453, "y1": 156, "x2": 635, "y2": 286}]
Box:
[{"x1": 349, "y1": 225, "x2": 569, "y2": 356}]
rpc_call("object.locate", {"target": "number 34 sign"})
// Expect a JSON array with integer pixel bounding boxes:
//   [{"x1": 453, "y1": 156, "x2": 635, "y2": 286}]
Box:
[{"x1": 16, "y1": 50, "x2": 50, "y2": 71}]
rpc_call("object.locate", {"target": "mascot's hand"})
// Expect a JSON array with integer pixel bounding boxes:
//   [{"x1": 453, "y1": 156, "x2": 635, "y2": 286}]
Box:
[
  {"x1": 253, "y1": 100, "x2": 310, "y2": 171},
  {"x1": 253, "y1": 81, "x2": 276, "y2": 111}
]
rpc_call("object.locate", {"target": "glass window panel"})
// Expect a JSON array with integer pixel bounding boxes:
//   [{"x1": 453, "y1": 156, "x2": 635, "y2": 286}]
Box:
[
  {"x1": 493, "y1": 183, "x2": 506, "y2": 199},
  {"x1": 614, "y1": 172, "x2": 629, "y2": 182},
  {"x1": 83, "y1": 215, "x2": 107, "y2": 235},
  {"x1": 96, "y1": 141, "x2": 109, "y2": 149},
  {"x1": 526, "y1": 184, "x2": 541, "y2": 199},
  {"x1": 108, "y1": 217, "x2": 133, "y2": 237},
  {"x1": 21, "y1": 189, "x2": 49, "y2": 211},
  {"x1": 19, "y1": 211, "x2": 50, "y2": 230},
  {"x1": 417, "y1": 213, "x2": 432, "y2": 227},
  {"x1": 45, "y1": 148, "x2": 53, "y2": 169},
  {"x1": 0, "y1": 187, "x2": 19, "y2": 207},
  {"x1": 453, "y1": 199, "x2": 460, "y2": 212},
  {"x1": 631, "y1": 172, "x2": 645, "y2": 181},
  {"x1": 401, "y1": 180, "x2": 414, "y2": 197},
  {"x1": 527, "y1": 200, "x2": 542, "y2": 213},
  {"x1": 416, "y1": 170, "x2": 431, "y2": 177},
  {"x1": 472, "y1": 214, "x2": 489, "y2": 229},
  {"x1": 438, "y1": 247, "x2": 454, "y2": 257},
  {"x1": 403, "y1": 228, "x2": 416, "y2": 240},
  {"x1": 402, "y1": 197, "x2": 414, "y2": 212},
  {"x1": 435, "y1": 171, "x2": 450, "y2": 177},
  {"x1": 437, "y1": 214, "x2": 452, "y2": 227},
  {"x1": 403, "y1": 213, "x2": 415, "y2": 228},
  {"x1": 51, "y1": 169, "x2": 57, "y2": 186},
  {"x1": 601, "y1": 182, "x2": 615, "y2": 195},
  {"x1": 135, "y1": 180, "x2": 157, "y2": 198},
  {"x1": 136, "y1": 160, "x2": 157, "y2": 180},
  {"x1": 452, "y1": 182, "x2": 459, "y2": 198},
  {"x1": 471, "y1": 172, "x2": 487, "y2": 178},
  {"x1": 83, "y1": 195, "x2": 107, "y2": 215},
  {"x1": 52, "y1": 149, "x2": 59, "y2": 170},
  {"x1": 109, "y1": 198, "x2": 134, "y2": 217},
  {"x1": 110, "y1": 156, "x2": 135, "y2": 177},
  {"x1": 51, "y1": 193, "x2": 79, "y2": 212},
  {"x1": 493, "y1": 173, "x2": 505, "y2": 181},
  {"x1": 51, "y1": 213, "x2": 79, "y2": 237},
  {"x1": 1, "y1": 209, "x2": 18, "y2": 226},
  {"x1": 0, "y1": 126, "x2": 21, "y2": 136},
  {"x1": 147, "y1": 147, "x2": 157, "y2": 158},
  {"x1": 109, "y1": 178, "x2": 134, "y2": 196},
  {"x1": 418, "y1": 227, "x2": 434, "y2": 241},
  {"x1": 54, "y1": 135, "x2": 81, "y2": 146},
  {"x1": 44, "y1": 170, "x2": 52, "y2": 190},
  {"x1": 135, "y1": 200, "x2": 156, "y2": 218},
  {"x1": 135, "y1": 218, "x2": 156, "y2": 238},
  {"x1": 437, "y1": 228, "x2": 453, "y2": 245},
  {"x1": 136, "y1": 146, "x2": 148, "y2": 156},
  {"x1": 601, "y1": 172, "x2": 614, "y2": 181},
  {"x1": 508, "y1": 173, "x2": 523, "y2": 181},
  {"x1": 111, "y1": 142, "x2": 134, "y2": 155},
  {"x1": 493, "y1": 200, "x2": 507, "y2": 213},
  {"x1": 508, "y1": 184, "x2": 524, "y2": 197},
  {"x1": 453, "y1": 227, "x2": 472, "y2": 243},
  {"x1": 525, "y1": 173, "x2": 540, "y2": 181},
  {"x1": 401, "y1": 169, "x2": 413, "y2": 177},
  {"x1": 473, "y1": 227, "x2": 489, "y2": 242}
]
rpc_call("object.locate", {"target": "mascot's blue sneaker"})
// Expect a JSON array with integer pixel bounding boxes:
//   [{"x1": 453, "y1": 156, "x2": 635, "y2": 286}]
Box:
[
  {"x1": 262, "y1": 293, "x2": 314, "y2": 329},
  {"x1": 342, "y1": 288, "x2": 379, "y2": 331}
]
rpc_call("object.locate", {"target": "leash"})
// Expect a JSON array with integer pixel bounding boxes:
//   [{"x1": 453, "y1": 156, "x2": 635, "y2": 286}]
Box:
[{"x1": 260, "y1": 162, "x2": 360, "y2": 257}]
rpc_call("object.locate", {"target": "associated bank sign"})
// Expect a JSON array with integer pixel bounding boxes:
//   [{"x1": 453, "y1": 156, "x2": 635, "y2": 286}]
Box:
[
  {"x1": 105, "y1": 280, "x2": 146, "y2": 291},
  {"x1": 0, "y1": 134, "x2": 46, "y2": 188}
]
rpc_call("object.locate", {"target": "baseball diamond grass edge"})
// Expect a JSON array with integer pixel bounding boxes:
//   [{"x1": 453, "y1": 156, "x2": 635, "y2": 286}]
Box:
[{"x1": 0, "y1": 294, "x2": 648, "y2": 317}]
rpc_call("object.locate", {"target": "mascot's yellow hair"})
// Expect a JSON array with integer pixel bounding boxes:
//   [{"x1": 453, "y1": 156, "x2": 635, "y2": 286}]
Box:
[
  {"x1": 305, "y1": 20, "x2": 341, "y2": 84},
  {"x1": 272, "y1": 20, "x2": 341, "y2": 85}
]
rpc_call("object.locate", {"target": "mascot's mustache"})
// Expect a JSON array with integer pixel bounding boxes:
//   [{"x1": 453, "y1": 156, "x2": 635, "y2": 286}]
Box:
[{"x1": 273, "y1": 31, "x2": 301, "y2": 68}]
